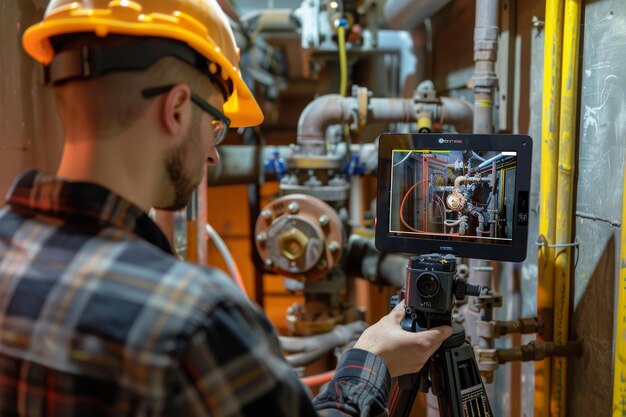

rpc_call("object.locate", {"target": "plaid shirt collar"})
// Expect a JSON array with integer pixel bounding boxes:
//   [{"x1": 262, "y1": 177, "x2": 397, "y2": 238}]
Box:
[{"x1": 5, "y1": 169, "x2": 174, "y2": 255}]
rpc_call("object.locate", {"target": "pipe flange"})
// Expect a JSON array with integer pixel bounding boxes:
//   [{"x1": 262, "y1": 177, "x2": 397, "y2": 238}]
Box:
[
  {"x1": 356, "y1": 86, "x2": 369, "y2": 128},
  {"x1": 255, "y1": 194, "x2": 345, "y2": 281},
  {"x1": 446, "y1": 192, "x2": 466, "y2": 212}
]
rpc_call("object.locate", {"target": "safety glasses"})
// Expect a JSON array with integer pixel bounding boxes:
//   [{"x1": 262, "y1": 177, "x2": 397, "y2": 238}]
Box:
[{"x1": 142, "y1": 85, "x2": 231, "y2": 145}]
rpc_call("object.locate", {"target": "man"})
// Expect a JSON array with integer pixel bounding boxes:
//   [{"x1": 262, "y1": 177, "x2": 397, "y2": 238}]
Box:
[{"x1": 0, "y1": 1, "x2": 451, "y2": 416}]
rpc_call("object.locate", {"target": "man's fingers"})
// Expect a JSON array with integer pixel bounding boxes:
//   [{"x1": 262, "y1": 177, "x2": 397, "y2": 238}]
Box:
[
  {"x1": 387, "y1": 299, "x2": 406, "y2": 323},
  {"x1": 419, "y1": 325, "x2": 453, "y2": 354}
]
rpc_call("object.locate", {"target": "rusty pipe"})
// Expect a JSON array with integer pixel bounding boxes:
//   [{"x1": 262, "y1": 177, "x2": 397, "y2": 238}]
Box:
[{"x1": 495, "y1": 340, "x2": 583, "y2": 364}]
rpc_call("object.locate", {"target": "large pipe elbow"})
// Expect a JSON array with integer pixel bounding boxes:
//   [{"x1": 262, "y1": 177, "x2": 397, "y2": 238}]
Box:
[{"x1": 296, "y1": 95, "x2": 356, "y2": 155}]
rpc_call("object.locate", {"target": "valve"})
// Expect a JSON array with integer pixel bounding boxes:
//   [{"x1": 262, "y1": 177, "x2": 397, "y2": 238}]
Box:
[
  {"x1": 264, "y1": 150, "x2": 287, "y2": 181},
  {"x1": 343, "y1": 155, "x2": 366, "y2": 180}
]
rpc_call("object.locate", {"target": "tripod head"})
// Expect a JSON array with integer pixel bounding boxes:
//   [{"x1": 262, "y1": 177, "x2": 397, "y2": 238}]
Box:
[{"x1": 397, "y1": 254, "x2": 481, "y2": 331}]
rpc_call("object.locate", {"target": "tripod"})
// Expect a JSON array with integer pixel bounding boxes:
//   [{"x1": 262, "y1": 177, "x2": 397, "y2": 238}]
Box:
[
  {"x1": 388, "y1": 254, "x2": 493, "y2": 417},
  {"x1": 389, "y1": 323, "x2": 493, "y2": 417}
]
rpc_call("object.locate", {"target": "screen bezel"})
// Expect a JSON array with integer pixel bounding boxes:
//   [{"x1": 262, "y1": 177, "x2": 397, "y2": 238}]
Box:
[{"x1": 375, "y1": 133, "x2": 532, "y2": 262}]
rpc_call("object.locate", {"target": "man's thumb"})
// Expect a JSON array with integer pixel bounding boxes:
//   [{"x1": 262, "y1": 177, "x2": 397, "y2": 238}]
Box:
[{"x1": 388, "y1": 299, "x2": 406, "y2": 323}]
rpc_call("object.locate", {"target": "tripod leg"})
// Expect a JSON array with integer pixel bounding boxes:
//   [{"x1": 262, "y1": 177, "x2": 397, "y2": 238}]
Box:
[
  {"x1": 389, "y1": 378, "x2": 421, "y2": 417},
  {"x1": 432, "y1": 342, "x2": 493, "y2": 417}
]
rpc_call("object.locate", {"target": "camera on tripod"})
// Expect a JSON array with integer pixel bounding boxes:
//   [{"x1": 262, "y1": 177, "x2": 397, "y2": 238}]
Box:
[
  {"x1": 402, "y1": 254, "x2": 481, "y2": 331},
  {"x1": 375, "y1": 133, "x2": 533, "y2": 417}
]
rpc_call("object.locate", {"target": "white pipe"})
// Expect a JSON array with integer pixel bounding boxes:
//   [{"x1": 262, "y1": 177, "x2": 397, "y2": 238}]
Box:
[
  {"x1": 472, "y1": 209, "x2": 485, "y2": 235},
  {"x1": 196, "y1": 176, "x2": 208, "y2": 266},
  {"x1": 350, "y1": 176, "x2": 364, "y2": 227},
  {"x1": 454, "y1": 175, "x2": 491, "y2": 193},
  {"x1": 444, "y1": 215, "x2": 468, "y2": 227},
  {"x1": 478, "y1": 152, "x2": 506, "y2": 169},
  {"x1": 384, "y1": 0, "x2": 453, "y2": 30},
  {"x1": 205, "y1": 223, "x2": 247, "y2": 294},
  {"x1": 378, "y1": 30, "x2": 418, "y2": 95}
]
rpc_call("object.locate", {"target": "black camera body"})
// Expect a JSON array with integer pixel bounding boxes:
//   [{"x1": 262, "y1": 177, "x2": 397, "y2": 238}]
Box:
[
  {"x1": 406, "y1": 254, "x2": 457, "y2": 313},
  {"x1": 400, "y1": 254, "x2": 480, "y2": 332}
]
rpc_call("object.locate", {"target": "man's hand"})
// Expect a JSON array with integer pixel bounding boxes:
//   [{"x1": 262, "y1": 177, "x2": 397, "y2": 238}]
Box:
[{"x1": 353, "y1": 302, "x2": 452, "y2": 377}]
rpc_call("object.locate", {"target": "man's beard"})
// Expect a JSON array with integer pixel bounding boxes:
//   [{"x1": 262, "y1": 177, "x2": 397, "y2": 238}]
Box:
[{"x1": 163, "y1": 110, "x2": 203, "y2": 211}]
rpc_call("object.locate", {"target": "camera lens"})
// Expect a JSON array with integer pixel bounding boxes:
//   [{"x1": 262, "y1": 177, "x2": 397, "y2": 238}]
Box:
[{"x1": 416, "y1": 273, "x2": 440, "y2": 298}]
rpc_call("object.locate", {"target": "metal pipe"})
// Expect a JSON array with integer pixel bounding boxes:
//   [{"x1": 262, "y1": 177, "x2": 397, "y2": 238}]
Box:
[
  {"x1": 206, "y1": 145, "x2": 291, "y2": 186},
  {"x1": 349, "y1": 176, "x2": 364, "y2": 227},
  {"x1": 478, "y1": 152, "x2": 505, "y2": 169},
  {"x1": 472, "y1": 151, "x2": 487, "y2": 162},
  {"x1": 195, "y1": 175, "x2": 208, "y2": 266},
  {"x1": 207, "y1": 143, "x2": 379, "y2": 187},
  {"x1": 536, "y1": 1, "x2": 565, "y2": 416},
  {"x1": 296, "y1": 95, "x2": 355, "y2": 155},
  {"x1": 368, "y1": 97, "x2": 416, "y2": 123},
  {"x1": 296, "y1": 94, "x2": 474, "y2": 154},
  {"x1": 494, "y1": 340, "x2": 583, "y2": 364},
  {"x1": 205, "y1": 223, "x2": 246, "y2": 294},
  {"x1": 240, "y1": 8, "x2": 299, "y2": 33},
  {"x1": 432, "y1": 186, "x2": 455, "y2": 192},
  {"x1": 279, "y1": 321, "x2": 368, "y2": 367},
  {"x1": 344, "y1": 234, "x2": 409, "y2": 288},
  {"x1": 467, "y1": 2, "x2": 500, "y2": 414},
  {"x1": 472, "y1": 210, "x2": 485, "y2": 235},
  {"x1": 438, "y1": 97, "x2": 474, "y2": 133},
  {"x1": 472, "y1": 0, "x2": 499, "y2": 134},
  {"x1": 453, "y1": 175, "x2": 491, "y2": 192},
  {"x1": 552, "y1": 2, "x2": 581, "y2": 416},
  {"x1": 378, "y1": 30, "x2": 418, "y2": 96},
  {"x1": 383, "y1": 0, "x2": 453, "y2": 30},
  {"x1": 613, "y1": 118, "x2": 626, "y2": 417},
  {"x1": 467, "y1": 0, "x2": 499, "y2": 320}
]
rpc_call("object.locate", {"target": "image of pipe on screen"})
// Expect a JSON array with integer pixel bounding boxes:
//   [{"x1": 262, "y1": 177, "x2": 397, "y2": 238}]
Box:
[{"x1": 389, "y1": 149, "x2": 517, "y2": 242}]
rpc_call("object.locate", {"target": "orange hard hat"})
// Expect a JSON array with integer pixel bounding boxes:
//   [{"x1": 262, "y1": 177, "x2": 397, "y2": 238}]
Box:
[{"x1": 23, "y1": 0, "x2": 264, "y2": 128}]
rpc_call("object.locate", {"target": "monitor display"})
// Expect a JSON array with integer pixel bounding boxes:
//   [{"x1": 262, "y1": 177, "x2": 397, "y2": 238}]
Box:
[{"x1": 376, "y1": 134, "x2": 532, "y2": 262}]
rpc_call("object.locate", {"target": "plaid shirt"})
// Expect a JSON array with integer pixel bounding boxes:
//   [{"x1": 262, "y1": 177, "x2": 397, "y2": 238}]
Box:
[{"x1": 0, "y1": 170, "x2": 391, "y2": 417}]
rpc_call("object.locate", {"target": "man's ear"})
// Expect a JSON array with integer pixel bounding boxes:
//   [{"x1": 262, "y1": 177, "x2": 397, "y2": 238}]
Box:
[{"x1": 161, "y1": 84, "x2": 192, "y2": 136}]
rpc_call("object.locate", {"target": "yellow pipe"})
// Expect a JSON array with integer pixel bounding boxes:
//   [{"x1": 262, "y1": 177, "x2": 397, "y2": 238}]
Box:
[
  {"x1": 337, "y1": 24, "x2": 348, "y2": 97},
  {"x1": 551, "y1": 1, "x2": 581, "y2": 416},
  {"x1": 536, "y1": 0, "x2": 565, "y2": 416},
  {"x1": 613, "y1": 139, "x2": 626, "y2": 413}
]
